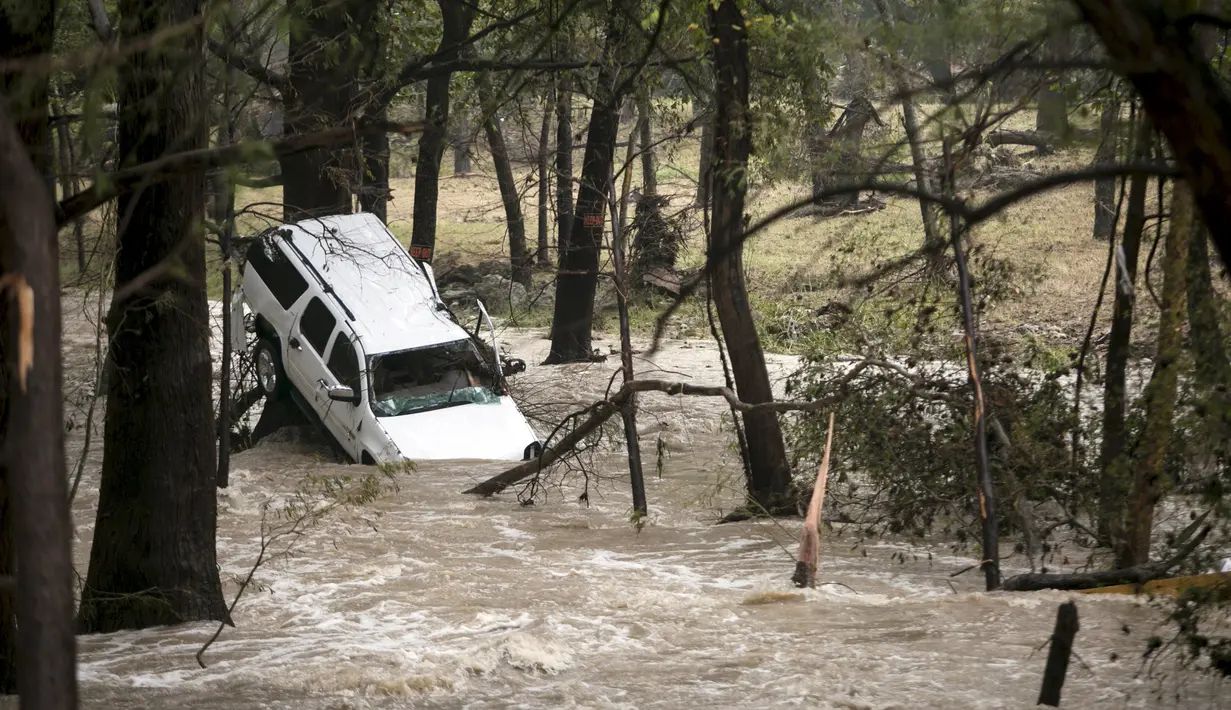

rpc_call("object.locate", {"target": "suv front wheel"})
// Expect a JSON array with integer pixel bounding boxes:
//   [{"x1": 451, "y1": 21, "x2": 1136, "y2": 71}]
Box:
[{"x1": 255, "y1": 339, "x2": 288, "y2": 399}]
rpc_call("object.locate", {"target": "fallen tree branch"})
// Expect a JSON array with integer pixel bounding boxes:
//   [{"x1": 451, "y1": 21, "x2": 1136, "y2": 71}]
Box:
[
  {"x1": 1001, "y1": 524, "x2": 1212, "y2": 592},
  {"x1": 463, "y1": 373, "x2": 866, "y2": 496},
  {"x1": 57, "y1": 120, "x2": 426, "y2": 226}
]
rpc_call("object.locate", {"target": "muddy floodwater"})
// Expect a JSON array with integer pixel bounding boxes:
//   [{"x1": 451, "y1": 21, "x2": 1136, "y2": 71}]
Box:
[{"x1": 54, "y1": 303, "x2": 1225, "y2": 709}]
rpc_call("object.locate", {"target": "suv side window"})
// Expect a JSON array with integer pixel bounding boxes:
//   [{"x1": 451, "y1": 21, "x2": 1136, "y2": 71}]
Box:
[
  {"x1": 246, "y1": 235, "x2": 308, "y2": 309},
  {"x1": 300, "y1": 298, "x2": 336, "y2": 356},
  {"x1": 328, "y1": 334, "x2": 361, "y2": 396}
]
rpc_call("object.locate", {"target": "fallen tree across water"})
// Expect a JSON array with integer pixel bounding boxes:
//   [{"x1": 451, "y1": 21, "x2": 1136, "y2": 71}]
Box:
[
  {"x1": 462, "y1": 372, "x2": 868, "y2": 497},
  {"x1": 1001, "y1": 518, "x2": 1212, "y2": 592}
]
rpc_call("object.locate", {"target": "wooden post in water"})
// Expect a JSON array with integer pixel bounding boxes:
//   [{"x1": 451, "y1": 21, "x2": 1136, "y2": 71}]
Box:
[{"x1": 1038, "y1": 601, "x2": 1079, "y2": 706}]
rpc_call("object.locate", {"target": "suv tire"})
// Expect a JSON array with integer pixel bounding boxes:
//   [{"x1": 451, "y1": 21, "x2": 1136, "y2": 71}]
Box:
[{"x1": 255, "y1": 339, "x2": 288, "y2": 399}]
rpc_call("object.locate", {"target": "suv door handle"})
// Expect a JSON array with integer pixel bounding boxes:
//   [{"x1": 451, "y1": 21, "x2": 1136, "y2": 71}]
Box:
[{"x1": 289, "y1": 336, "x2": 302, "y2": 350}]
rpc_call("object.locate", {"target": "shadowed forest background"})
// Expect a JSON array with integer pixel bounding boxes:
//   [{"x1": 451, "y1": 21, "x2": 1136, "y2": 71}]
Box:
[{"x1": 1, "y1": 0, "x2": 1231, "y2": 707}]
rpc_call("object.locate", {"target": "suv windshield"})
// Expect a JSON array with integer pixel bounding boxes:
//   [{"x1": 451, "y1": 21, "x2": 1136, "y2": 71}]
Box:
[{"x1": 368, "y1": 339, "x2": 498, "y2": 417}]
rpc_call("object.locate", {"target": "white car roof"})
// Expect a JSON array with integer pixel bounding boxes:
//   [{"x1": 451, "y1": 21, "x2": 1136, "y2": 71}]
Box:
[{"x1": 281, "y1": 212, "x2": 469, "y2": 356}]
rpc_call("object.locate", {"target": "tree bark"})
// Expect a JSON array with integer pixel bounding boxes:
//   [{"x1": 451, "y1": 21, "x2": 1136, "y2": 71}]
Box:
[
  {"x1": 52, "y1": 102, "x2": 86, "y2": 272},
  {"x1": 710, "y1": 0, "x2": 793, "y2": 513},
  {"x1": 1092, "y1": 101, "x2": 1119, "y2": 240},
  {"x1": 79, "y1": 0, "x2": 229, "y2": 633},
  {"x1": 1073, "y1": 0, "x2": 1231, "y2": 272},
  {"x1": 555, "y1": 82, "x2": 574, "y2": 258},
  {"x1": 1186, "y1": 224, "x2": 1231, "y2": 468},
  {"x1": 811, "y1": 96, "x2": 878, "y2": 208},
  {"x1": 695, "y1": 96, "x2": 713, "y2": 208},
  {"x1": 1120, "y1": 181, "x2": 1191, "y2": 567},
  {"x1": 1036, "y1": 21, "x2": 1071, "y2": 137},
  {"x1": 476, "y1": 81, "x2": 531, "y2": 290},
  {"x1": 358, "y1": 104, "x2": 390, "y2": 223},
  {"x1": 1098, "y1": 115, "x2": 1152, "y2": 551},
  {"x1": 537, "y1": 89, "x2": 554, "y2": 266},
  {"x1": 0, "y1": 4, "x2": 63, "y2": 696},
  {"x1": 544, "y1": 0, "x2": 629, "y2": 364},
  {"x1": 0, "y1": 103, "x2": 79, "y2": 710},
  {"x1": 409, "y1": 0, "x2": 476, "y2": 262},
  {"x1": 637, "y1": 88, "x2": 656, "y2": 198},
  {"x1": 281, "y1": 0, "x2": 377, "y2": 221},
  {"x1": 453, "y1": 111, "x2": 471, "y2": 174},
  {"x1": 1037, "y1": 602, "x2": 1080, "y2": 707},
  {"x1": 987, "y1": 129, "x2": 1056, "y2": 155}
]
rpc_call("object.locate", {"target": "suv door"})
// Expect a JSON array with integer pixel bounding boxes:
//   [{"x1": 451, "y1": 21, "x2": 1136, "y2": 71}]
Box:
[
  {"x1": 283, "y1": 296, "x2": 353, "y2": 451},
  {"x1": 323, "y1": 332, "x2": 366, "y2": 457}
]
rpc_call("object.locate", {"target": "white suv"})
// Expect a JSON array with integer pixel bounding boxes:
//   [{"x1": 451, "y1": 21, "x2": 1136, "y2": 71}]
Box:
[{"x1": 232, "y1": 212, "x2": 542, "y2": 464}]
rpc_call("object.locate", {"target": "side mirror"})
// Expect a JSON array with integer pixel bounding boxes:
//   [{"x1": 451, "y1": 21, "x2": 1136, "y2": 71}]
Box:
[
  {"x1": 326, "y1": 385, "x2": 358, "y2": 404},
  {"x1": 503, "y1": 357, "x2": 527, "y2": 375}
]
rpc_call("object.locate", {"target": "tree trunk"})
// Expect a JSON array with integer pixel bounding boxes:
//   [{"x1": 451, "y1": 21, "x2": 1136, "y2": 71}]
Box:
[
  {"x1": 79, "y1": 0, "x2": 229, "y2": 633},
  {"x1": 0, "y1": 105, "x2": 78, "y2": 710},
  {"x1": 610, "y1": 132, "x2": 646, "y2": 518},
  {"x1": 52, "y1": 103, "x2": 86, "y2": 272},
  {"x1": 555, "y1": 82, "x2": 574, "y2": 258},
  {"x1": 358, "y1": 104, "x2": 390, "y2": 223},
  {"x1": 1186, "y1": 224, "x2": 1231, "y2": 470},
  {"x1": 452, "y1": 111, "x2": 471, "y2": 174},
  {"x1": 695, "y1": 96, "x2": 713, "y2": 208},
  {"x1": 537, "y1": 90, "x2": 554, "y2": 266},
  {"x1": 281, "y1": 0, "x2": 375, "y2": 221},
  {"x1": 710, "y1": 0, "x2": 793, "y2": 513},
  {"x1": 544, "y1": 1, "x2": 629, "y2": 364},
  {"x1": 1, "y1": 5, "x2": 76, "y2": 702},
  {"x1": 811, "y1": 96, "x2": 877, "y2": 208},
  {"x1": 1037, "y1": 19, "x2": 1071, "y2": 136},
  {"x1": 1097, "y1": 115, "x2": 1152, "y2": 551},
  {"x1": 1120, "y1": 182, "x2": 1191, "y2": 567},
  {"x1": 409, "y1": 0, "x2": 476, "y2": 262},
  {"x1": 1092, "y1": 101, "x2": 1119, "y2": 240},
  {"x1": 637, "y1": 89, "x2": 656, "y2": 198},
  {"x1": 872, "y1": 0, "x2": 942, "y2": 253},
  {"x1": 476, "y1": 83, "x2": 531, "y2": 290}
]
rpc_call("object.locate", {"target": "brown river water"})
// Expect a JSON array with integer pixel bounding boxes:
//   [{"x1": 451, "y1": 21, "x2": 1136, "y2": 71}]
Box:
[{"x1": 48, "y1": 298, "x2": 1225, "y2": 709}]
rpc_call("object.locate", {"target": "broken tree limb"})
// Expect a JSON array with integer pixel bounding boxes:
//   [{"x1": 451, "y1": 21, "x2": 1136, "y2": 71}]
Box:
[
  {"x1": 1001, "y1": 523, "x2": 1212, "y2": 592},
  {"x1": 1037, "y1": 601, "x2": 1080, "y2": 707},
  {"x1": 793, "y1": 413, "x2": 834, "y2": 589},
  {"x1": 988, "y1": 129, "x2": 1056, "y2": 155},
  {"x1": 463, "y1": 375, "x2": 865, "y2": 497}
]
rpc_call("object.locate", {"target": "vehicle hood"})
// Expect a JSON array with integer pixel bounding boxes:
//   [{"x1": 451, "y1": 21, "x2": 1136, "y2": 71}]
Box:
[{"x1": 376, "y1": 397, "x2": 538, "y2": 462}]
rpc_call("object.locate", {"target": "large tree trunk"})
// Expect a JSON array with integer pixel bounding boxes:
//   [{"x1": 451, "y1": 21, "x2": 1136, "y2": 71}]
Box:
[
  {"x1": 1092, "y1": 100, "x2": 1119, "y2": 240},
  {"x1": 710, "y1": 0, "x2": 793, "y2": 513},
  {"x1": 555, "y1": 82, "x2": 574, "y2": 259},
  {"x1": 1097, "y1": 115, "x2": 1152, "y2": 551},
  {"x1": 544, "y1": 1, "x2": 629, "y2": 364},
  {"x1": 281, "y1": 0, "x2": 376, "y2": 221},
  {"x1": 537, "y1": 90, "x2": 554, "y2": 266},
  {"x1": 476, "y1": 82, "x2": 531, "y2": 289},
  {"x1": 810, "y1": 96, "x2": 877, "y2": 208},
  {"x1": 79, "y1": 0, "x2": 229, "y2": 633},
  {"x1": 408, "y1": 0, "x2": 476, "y2": 262},
  {"x1": 1036, "y1": 21, "x2": 1071, "y2": 137},
  {"x1": 0, "y1": 5, "x2": 77, "y2": 702},
  {"x1": 1120, "y1": 181, "x2": 1191, "y2": 567}
]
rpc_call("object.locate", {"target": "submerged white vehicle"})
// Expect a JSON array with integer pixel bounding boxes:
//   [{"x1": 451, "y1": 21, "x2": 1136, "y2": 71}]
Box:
[{"x1": 233, "y1": 212, "x2": 542, "y2": 464}]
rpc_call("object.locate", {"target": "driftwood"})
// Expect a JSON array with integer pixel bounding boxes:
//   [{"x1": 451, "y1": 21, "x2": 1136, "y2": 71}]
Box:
[
  {"x1": 463, "y1": 375, "x2": 865, "y2": 497},
  {"x1": 1001, "y1": 523, "x2": 1211, "y2": 592},
  {"x1": 1037, "y1": 601, "x2": 1080, "y2": 707},
  {"x1": 792, "y1": 413, "x2": 834, "y2": 588}
]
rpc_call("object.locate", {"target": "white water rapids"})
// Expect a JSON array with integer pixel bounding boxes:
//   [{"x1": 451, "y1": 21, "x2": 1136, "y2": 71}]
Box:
[{"x1": 50, "y1": 300, "x2": 1225, "y2": 709}]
